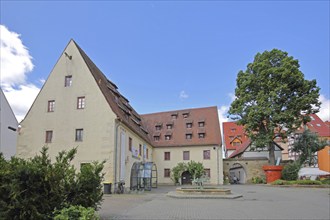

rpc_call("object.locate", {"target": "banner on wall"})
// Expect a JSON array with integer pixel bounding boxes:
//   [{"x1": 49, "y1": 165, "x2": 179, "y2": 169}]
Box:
[{"x1": 132, "y1": 146, "x2": 139, "y2": 158}]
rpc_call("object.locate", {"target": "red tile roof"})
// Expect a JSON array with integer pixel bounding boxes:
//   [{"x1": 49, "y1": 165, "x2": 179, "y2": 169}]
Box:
[
  {"x1": 141, "y1": 106, "x2": 221, "y2": 147},
  {"x1": 222, "y1": 122, "x2": 248, "y2": 150},
  {"x1": 296, "y1": 114, "x2": 330, "y2": 137}
]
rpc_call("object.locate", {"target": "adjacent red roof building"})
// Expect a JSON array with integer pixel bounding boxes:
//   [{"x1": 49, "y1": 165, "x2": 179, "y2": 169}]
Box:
[{"x1": 222, "y1": 121, "x2": 248, "y2": 155}]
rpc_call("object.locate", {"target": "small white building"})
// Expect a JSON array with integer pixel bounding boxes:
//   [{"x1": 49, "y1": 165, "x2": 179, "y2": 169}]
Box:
[{"x1": 0, "y1": 89, "x2": 18, "y2": 159}]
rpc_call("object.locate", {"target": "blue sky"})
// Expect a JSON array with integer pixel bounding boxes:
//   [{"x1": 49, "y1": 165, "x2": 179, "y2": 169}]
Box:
[{"x1": 1, "y1": 1, "x2": 329, "y2": 123}]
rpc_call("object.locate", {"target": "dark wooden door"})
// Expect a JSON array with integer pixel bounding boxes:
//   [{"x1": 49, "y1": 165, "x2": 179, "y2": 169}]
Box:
[{"x1": 181, "y1": 171, "x2": 192, "y2": 185}]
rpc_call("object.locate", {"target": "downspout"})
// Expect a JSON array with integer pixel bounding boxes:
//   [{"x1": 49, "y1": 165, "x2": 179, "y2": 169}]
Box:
[
  {"x1": 217, "y1": 145, "x2": 220, "y2": 185},
  {"x1": 114, "y1": 118, "x2": 121, "y2": 190}
]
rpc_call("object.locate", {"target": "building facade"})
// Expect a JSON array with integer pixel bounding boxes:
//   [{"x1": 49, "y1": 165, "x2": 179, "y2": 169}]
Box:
[
  {"x1": 17, "y1": 40, "x2": 223, "y2": 189},
  {"x1": 0, "y1": 89, "x2": 18, "y2": 159}
]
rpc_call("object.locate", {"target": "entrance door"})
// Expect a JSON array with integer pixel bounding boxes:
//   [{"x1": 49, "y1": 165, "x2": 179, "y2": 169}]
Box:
[{"x1": 181, "y1": 171, "x2": 192, "y2": 185}]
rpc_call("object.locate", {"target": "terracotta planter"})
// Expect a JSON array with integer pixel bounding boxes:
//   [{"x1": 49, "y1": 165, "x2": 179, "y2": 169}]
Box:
[{"x1": 262, "y1": 165, "x2": 284, "y2": 183}]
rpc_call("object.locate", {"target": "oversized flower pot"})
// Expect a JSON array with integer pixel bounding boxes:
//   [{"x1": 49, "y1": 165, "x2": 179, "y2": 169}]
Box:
[{"x1": 262, "y1": 165, "x2": 284, "y2": 183}]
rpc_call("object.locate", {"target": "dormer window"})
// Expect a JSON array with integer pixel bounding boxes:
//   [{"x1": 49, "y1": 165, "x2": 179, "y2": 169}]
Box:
[
  {"x1": 186, "y1": 123, "x2": 193, "y2": 128},
  {"x1": 198, "y1": 133, "x2": 205, "y2": 139},
  {"x1": 186, "y1": 133, "x2": 192, "y2": 139},
  {"x1": 154, "y1": 136, "x2": 160, "y2": 141},
  {"x1": 171, "y1": 113, "x2": 178, "y2": 119},
  {"x1": 231, "y1": 128, "x2": 236, "y2": 132},
  {"x1": 198, "y1": 122, "x2": 205, "y2": 127},
  {"x1": 155, "y1": 125, "x2": 162, "y2": 131},
  {"x1": 165, "y1": 135, "x2": 171, "y2": 140},
  {"x1": 182, "y1": 111, "x2": 189, "y2": 118},
  {"x1": 167, "y1": 124, "x2": 173, "y2": 129}
]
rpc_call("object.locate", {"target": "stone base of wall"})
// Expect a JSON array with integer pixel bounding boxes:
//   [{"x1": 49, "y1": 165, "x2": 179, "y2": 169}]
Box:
[{"x1": 223, "y1": 158, "x2": 269, "y2": 183}]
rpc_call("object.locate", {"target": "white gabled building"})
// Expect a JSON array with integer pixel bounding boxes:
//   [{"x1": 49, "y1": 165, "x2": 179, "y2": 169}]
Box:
[
  {"x1": 0, "y1": 88, "x2": 18, "y2": 159},
  {"x1": 17, "y1": 40, "x2": 223, "y2": 190}
]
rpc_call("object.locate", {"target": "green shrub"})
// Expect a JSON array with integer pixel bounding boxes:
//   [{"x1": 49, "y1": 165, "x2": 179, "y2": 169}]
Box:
[
  {"x1": 271, "y1": 179, "x2": 287, "y2": 185},
  {"x1": 0, "y1": 147, "x2": 105, "y2": 220},
  {"x1": 281, "y1": 162, "x2": 301, "y2": 181},
  {"x1": 251, "y1": 176, "x2": 266, "y2": 184},
  {"x1": 171, "y1": 162, "x2": 187, "y2": 184},
  {"x1": 296, "y1": 180, "x2": 322, "y2": 185},
  {"x1": 320, "y1": 178, "x2": 330, "y2": 185},
  {"x1": 54, "y1": 205, "x2": 99, "y2": 220}
]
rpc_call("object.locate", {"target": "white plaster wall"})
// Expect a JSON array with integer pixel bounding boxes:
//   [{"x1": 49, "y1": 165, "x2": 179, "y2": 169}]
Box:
[
  {"x1": 0, "y1": 89, "x2": 18, "y2": 159},
  {"x1": 153, "y1": 145, "x2": 223, "y2": 185},
  {"x1": 17, "y1": 40, "x2": 117, "y2": 182}
]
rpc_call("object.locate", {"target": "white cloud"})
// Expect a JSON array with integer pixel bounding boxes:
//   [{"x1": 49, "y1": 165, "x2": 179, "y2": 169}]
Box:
[
  {"x1": 0, "y1": 25, "x2": 39, "y2": 122},
  {"x1": 317, "y1": 94, "x2": 330, "y2": 122},
  {"x1": 179, "y1": 90, "x2": 189, "y2": 99},
  {"x1": 228, "y1": 92, "x2": 236, "y2": 102}
]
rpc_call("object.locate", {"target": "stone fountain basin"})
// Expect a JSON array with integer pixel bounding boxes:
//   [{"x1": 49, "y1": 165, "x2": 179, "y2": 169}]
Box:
[
  {"x1": 176, "y1": 187, "x2": 232, "y2": 195},
  {"x1": 167, "y1": 186, "x2": 243, "y2": 199}
]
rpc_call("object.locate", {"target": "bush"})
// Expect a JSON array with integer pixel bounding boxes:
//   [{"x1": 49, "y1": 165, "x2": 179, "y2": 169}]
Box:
[
  {"x1": 281, "y1": 162, "x2": 301, "y2": 181},
  {"x1": 0, "y1": 147, "x2": 105, "y2": 220},
  {"x1": 54, "y1": 205, "x2": 99, "y2": 220},
  {"x1": 171, "y1": 162, "x2": 187, "y2": 184},
  {"x1": 251, "y1": 176, "x2": 266, "y2": 184},
  {"x1": 295, "y1": 180, "x2": 322, "y2": 185},
  {"x1": 320, "y1": 178, "x2": 330, "y2": 185}
]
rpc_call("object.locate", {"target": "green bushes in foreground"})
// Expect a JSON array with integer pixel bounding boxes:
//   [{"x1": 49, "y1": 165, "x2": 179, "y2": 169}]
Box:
[
  {"x1": 54, "y1": 205, "x2": 99, "y2": 220},
  {"x1": 0, "y1": 147, "x2": 105, "y2": 219},
  {"x1": 271, "y1": 179, "x2": 323, "y2": 185}
]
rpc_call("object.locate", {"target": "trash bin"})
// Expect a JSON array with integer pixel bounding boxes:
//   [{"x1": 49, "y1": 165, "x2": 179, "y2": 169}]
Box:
[{"x1": 104, "y1": 182, "x2": 112, "y2": 194}]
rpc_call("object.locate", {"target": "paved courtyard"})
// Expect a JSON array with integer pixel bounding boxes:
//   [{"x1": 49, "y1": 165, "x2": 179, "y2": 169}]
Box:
[{"x1": 98, "y1": 184, "x2": 330, "y2": 220}]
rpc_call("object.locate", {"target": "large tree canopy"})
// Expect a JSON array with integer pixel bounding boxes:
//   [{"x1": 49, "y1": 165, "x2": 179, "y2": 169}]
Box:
[{"x1": 228, "y1": 49, "x2": 321, "y2": 165}]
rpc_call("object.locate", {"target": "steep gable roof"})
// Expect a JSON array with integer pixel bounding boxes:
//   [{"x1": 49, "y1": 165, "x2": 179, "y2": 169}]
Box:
[
  {"x1": 295, "y1": 114, "x2": 330, "y2": 137},
  {"x1": 141, "y1": 106, "x2": 221, "y2": 147},
  {"x1": 222, "y1": 122, "x2": 248, "y2": 150},
  {"x1": 72, "y1": 40, "x2": 151, "y2": 144},
  {"x1": 229, "y1": 139, "x2": 283, "y2": 158}
]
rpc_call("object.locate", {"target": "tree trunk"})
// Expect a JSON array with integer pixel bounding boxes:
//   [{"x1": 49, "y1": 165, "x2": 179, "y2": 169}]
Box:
[{"x1": 269, "y1": 142, "x2": 276, "y2": 165}]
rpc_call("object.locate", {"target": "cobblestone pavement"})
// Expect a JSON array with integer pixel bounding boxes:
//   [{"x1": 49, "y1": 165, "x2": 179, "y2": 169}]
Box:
[{"x1": 98, "y1": 185, "x2": 330, "y2": 220}]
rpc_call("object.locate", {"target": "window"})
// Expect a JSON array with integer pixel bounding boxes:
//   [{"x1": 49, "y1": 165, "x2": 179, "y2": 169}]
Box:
[
  {"x1": 198, "y1": 122, "x2": 205, "y2": 127},
  {"x1": 171, "y1": 114, "x2": 178, "y2": 119},
  {"x1": 146, "y1": 148, "x2": 149, "y2": 159},
  {"x1": 165, "y1": 135, "x2": 171, "y2": 140},
  {"x1": 155, "y1": 125, "x2": 161, "y2": 131},
  {"x1": 204, "y1": 169, "x2": 211, "y2": 178},
  {"x1": 129, "y1": 137, "x2": 132, "y2": 151},
  {"x1": 186, "y1": 123, "x2": 192, "y2": 128},
  {"x1": 183, "y1": 151, "x2": 190, "y2": 160},
  {"x1": 164, "y1": 152, "x2": 170, "y2": 160},
  {"x1": 231, "y1": 128, "x2": 236, "y2": 132},
  {"x1": 77, "y1": 97, "x2": 85, "y2": 109},
  {"x1": 47, "y1": 100, "x2": 55, "y2": 112},
  {"x1": 154, "y1": 136, "x2": 160, "y2": 141},
  {"x1": 203, "y1": 150, "x2": 210, "y2": 160},
  {"x1": 45, "y1": 130, "x2": 53, "y2": 143},
  {"x1": 229, "y1": 136, "x2": 234, "y2": 139},
  {"x1": 65, "y1": 75, "x2": 72, "y2": 87},
  {"x1": 139, "y1": 144, "x2": 142, "y2": 156},
  {"x1": 198, "y1": 133, "x2": 205, "y2": 139},
  {"x1": 167, "y1": 124, "x2": 173, "y2": 129},
  {"x1": 75, "y1": 129, "x2": 83, "y2": 141},
  {"x1": 164, "y1": 169, "x2": 171, "y2": 178},
  {"x1": 233, "y1": 142, "x2": 241, "y2": 146},
  {"x1": 186, "y1": 134, "x2": 192, "y2": 139},
  {"x1": 182, "y1": 112, "x2": 189, "y2": 118}
]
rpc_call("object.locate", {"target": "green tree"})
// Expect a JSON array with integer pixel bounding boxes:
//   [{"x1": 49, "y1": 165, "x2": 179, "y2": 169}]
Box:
[
  {"x1": 291, "y1": 129, "x2": 327, "y2": 166},
  {"x1": 171, "y1": 162, "x2": 187, "y2": 184},
  {"x1": 0, "y1": 147, "x2": 104, "y2": 220},
  {"x1": 187, "y1": 161, "x2": 205, "y2": 180},
  {"x1": 228, "y1": 49, "x2": 321, "y2": 165}
]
